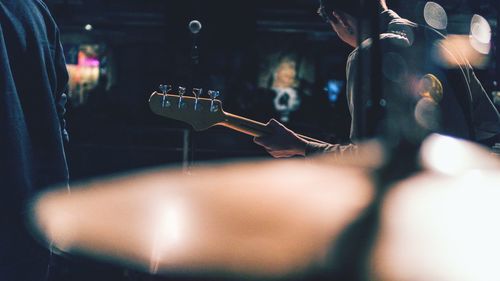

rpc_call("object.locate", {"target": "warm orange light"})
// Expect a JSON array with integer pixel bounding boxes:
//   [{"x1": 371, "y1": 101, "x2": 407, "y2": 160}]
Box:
[{"x1": 434, "y1": 35, "x2": 489, "y2": 68}]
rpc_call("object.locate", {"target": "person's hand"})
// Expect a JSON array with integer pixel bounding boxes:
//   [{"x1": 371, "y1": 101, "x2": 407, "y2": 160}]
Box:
[{"x1": 253, "y1": 119, "x2": 308, "y2": 158}]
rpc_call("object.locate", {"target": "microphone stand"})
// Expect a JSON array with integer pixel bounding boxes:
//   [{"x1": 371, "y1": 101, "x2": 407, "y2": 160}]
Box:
[{"x1": 186, "y1": 21, "x2": 201, "y2": 171}]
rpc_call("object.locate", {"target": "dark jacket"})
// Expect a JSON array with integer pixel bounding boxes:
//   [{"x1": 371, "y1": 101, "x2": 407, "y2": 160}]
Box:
[{"x1": 0, "y1": 0, "x2": 69, "y2": 279}]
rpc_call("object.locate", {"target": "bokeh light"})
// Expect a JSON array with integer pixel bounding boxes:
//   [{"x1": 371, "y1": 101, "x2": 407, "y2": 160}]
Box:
[
  {"x1": 424, "y1": 2, "x2": 448, "y2": 30},
  {"x1": 469, "y1": 14, "x2": 491, "y2": 55}
]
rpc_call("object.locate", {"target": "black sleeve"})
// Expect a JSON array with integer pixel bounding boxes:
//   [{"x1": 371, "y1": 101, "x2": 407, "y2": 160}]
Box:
[{"x1": 305, "y1": 141, "x2": 357, "y2": 157}]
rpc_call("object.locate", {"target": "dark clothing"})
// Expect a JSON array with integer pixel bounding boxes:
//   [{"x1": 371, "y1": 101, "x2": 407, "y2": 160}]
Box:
[
  {"x1": 306, "y1": 10, "x2": 500, "y2": 155},
  {"x1": 0, "y1": 0, "x2": 69, "y2": 280}
]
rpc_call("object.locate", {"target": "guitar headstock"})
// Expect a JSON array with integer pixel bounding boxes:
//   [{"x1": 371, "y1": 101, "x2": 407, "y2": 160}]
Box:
[{"x1": 148, "y1": 85, "x2": 225, "y2": 131}]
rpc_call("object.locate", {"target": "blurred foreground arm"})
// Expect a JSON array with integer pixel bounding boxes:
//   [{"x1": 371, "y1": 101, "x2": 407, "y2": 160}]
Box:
[
  {"x1": 29, "y1": 135, "x2": 500, "y2": 280},
  {"x1": 30, "y1": 158, "x2": 374, "y2": 278}
]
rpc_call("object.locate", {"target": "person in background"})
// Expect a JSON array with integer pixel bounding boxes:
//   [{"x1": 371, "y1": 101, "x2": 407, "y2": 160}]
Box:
[
  {"x1": 0, "y1": 1, "x2": 69, "y2": 280},
  {"x1": 254, "y1": 0, "x2": 500, "y2": 158}
]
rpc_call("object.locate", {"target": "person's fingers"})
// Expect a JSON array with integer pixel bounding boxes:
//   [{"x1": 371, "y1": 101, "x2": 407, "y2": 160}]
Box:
[
  {"x1": 268, "y1": 118, "x2": 284, "y2": 130},
  {"x1": 268, "y1": 118, "x2": 297, "y2": 136},
  {"x1": 253, "y1": 136, "x2": 272, "y2": 148},
  {"x1": 253, "y1": 136, "x2": 264, "y2": 146},
  {"x1": 255, "y1": 119, "x2": 299, "y2": 158},
  {"x1": 267, "y1": 149, "x2": 281, "y2": 159}
]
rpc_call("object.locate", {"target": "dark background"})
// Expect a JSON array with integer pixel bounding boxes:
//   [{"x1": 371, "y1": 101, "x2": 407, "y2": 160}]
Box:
[
  {"x1": 43, "y1": 0, "x2": 499, "y2": 180},
  {"x1": 41, "y1": 0, "x2": 499, "y2": 279}
]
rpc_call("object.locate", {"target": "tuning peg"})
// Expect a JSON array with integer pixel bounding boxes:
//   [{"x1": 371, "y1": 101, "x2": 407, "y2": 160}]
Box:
[
  {"x1": 208, "y1": 90, "x2": 220, "y2": 100},
  {"x1": 159, "y1": 84, "x2": 172, "y2": 108},
  {"x1": 208, "y1": 90, "x2": 220, "y2": 112},
  {"x1": 178, "y1": 86, "x2": 186, "y2": 108},
  {"x1": 192, "y1": 88, "x2": 203, "y2": 99},
  {"x1": 158, "y1": 84, "x2": 169, "y2": 94},
  {"x1": 192, "y1": 88, "x2": 203, "y2": 111},
  {"x1": 178, "y1": 86, "x2": 186, "y2": 96}
]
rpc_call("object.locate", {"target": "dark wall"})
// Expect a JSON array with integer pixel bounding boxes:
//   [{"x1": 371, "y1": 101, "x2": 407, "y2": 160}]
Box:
[{"x1": 47, "y1": 0, "x2": 353, "y2": 181}]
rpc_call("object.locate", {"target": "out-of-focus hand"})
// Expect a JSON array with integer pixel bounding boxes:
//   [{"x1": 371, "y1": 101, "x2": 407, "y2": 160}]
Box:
[{"x1": 254, "y1": 119, "x2": 308, "y2": 158}]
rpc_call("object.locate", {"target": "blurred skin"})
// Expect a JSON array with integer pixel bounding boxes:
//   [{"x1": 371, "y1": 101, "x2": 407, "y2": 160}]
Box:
[
  {"x1": 253, "y1": 9, "x2": 361, "y2": 158},
  {"x1": 30, "y1": 135, "x2": 500, "y2": 280},
  {"x1": 31, "y1": 156, "x2": 376, "y2": 278}
]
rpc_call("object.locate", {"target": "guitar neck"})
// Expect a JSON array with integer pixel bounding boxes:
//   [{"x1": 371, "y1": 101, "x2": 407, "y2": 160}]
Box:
[
  {"x1": 148, "y1": 91, "x2": 328, "y2": 145},
  {"x1": 220, "y1": 112, "x2": 271, "y2": 137},
  {"x1": 219, "y1": 112, "x2": 329, "y2": 145}
]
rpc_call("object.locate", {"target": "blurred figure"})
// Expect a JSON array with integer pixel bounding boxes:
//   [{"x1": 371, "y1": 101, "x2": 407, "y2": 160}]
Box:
[
  {"x1": 254, "y1": 0, "x2": 500, "y2": 158},
  {"x1": 271, "y1": 59, "x2": 301, "y2": 123},
  {"x1": 0, "y1": 1, "x2": 69, "y2": 280}
]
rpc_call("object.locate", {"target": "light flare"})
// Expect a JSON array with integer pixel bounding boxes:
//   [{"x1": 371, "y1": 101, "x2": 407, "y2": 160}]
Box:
[{"x1": 424, "y1": 2, "x2": 448, "y2": 30}]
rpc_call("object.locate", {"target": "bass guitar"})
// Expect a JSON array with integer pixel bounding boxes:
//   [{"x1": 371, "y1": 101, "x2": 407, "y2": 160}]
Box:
[{"x1": 148, "y1": 86, "x2": 327, "y2": 144}]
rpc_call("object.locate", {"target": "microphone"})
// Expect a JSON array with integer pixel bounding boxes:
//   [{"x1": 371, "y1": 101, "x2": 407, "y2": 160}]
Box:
[
  {"x1": 189, "y1": 20, "x2": 202, "y2": 34},
  {"x1": 188, "y1": 20, "x2": 202, "y2": 65}
]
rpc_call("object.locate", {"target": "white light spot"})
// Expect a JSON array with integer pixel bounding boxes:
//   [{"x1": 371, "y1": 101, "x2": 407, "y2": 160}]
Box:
[
  {"x1": 421, "y1": 135, "x2": 471, "y2": 175},
  {"x1": 424, "y1": 2, "x2": 448, "y2": 30},
  {"x1": 150, "y1": 200, "x2": 186, "y2": 274},
  {"x1": 470, "y1": 14, "x2": 491, "y2": 55},
  {"x1": 414, "y1": 97, "x2": 440, "y2": 131},
  {"x1": 84, "y1": 24, "x2": 93, "y2": 31}
]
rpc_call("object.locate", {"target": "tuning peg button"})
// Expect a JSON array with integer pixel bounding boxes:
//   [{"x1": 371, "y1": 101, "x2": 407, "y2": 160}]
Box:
[
  {"x1": 208, "y1": 90, "x2": 220, "y2": 100},
  {"x1": 193, "y1": 88, "x2": 203, "y2": 111},
  {"x1": 159, "y1": 84, "x2": 172, "y2": 108},
  {"x1": 208, "y1": 90, "x2": 220, "y2": 112},
  {"x1": 178, "y1": 86, "x2": 186, "y2": 108},
  {"x1": 193, "y1": 88, "x2": 203, "y2": 98},
  {"x1": 178, "y1": 87, "x2": 186, "y2": 97},
  {"x1": 159, "y1": 84, "x2": 169, "y2": 94}
]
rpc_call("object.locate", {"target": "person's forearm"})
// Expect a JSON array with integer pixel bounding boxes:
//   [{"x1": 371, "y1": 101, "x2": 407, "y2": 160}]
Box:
[{"x1": 305, "y1": 141, "x2": 357, "y2": 157}]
